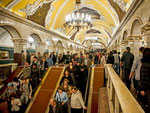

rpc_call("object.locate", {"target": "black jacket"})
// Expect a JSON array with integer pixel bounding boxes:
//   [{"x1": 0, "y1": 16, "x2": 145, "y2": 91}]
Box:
[
  {"x1": 40, "y1": 61, "x2": 48, "y2": 70},
  {"x1": 140, "y1": 62, "x2": 150, "y2": 91},
  {"x1": 121, "y1": 52, "x2": 134, "y2": 69}
]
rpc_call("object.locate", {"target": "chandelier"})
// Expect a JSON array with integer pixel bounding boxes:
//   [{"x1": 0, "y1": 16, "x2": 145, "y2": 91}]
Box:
[
  {"x1": 65, "y1": 0, "x2": 92, "y2": 30},
  {"x1": 85, "y1": 36, "x2": 98, "y2": 40}
]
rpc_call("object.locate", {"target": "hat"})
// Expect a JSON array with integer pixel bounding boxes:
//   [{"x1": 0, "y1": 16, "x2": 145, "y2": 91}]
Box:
[{"x1": 7, "y1": 82, "x2": 13, "y2": 87}]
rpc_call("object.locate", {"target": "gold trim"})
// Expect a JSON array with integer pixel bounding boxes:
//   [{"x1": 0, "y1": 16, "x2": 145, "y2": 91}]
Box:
[{"x1": 25, "y1": 67, "x2": 51, "y2": 113}]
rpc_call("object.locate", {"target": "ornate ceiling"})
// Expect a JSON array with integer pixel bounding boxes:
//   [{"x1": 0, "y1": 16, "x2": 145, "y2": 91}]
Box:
[{"x1": 0, "y1": 0, "x2": 133, "y2": 48}]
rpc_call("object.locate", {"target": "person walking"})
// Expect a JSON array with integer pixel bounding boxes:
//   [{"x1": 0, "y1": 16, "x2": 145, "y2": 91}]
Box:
[
  {"x1": 71, "y1": 86, "x2": 87, "y2": 113},
  {"x1": 139, "y1": 48, "x2": 150, "y2": 113},
  {"x1": 121, "y1": 47, "x2": 134, "y2": 89}
]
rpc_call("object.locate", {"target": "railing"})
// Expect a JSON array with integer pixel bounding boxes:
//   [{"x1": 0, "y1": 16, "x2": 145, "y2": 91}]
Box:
[
  {"x1": 0, "y1": 63, "x2": 17, "y2": 86},
  {"x1": 84, "y1": 64, "x2": 94, "y2": 113},
  {"x1": 25, "y1": 64, "x2": 66, "y2": 113},
  {"x1": 87, "y1": 66, "x2": 95, "y2": 113},
  {"x1": 105, "y1": 64, "x2": 145, "y2": 113},
  {"x1": 25, "y1": 67, "x2": 52, "y2": 113}
]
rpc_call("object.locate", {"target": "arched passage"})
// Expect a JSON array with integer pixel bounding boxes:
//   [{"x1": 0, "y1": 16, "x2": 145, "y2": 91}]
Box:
[
  {"x1": 27, "y1": 33, "x2": 43, "y2": 54},
  {"x1": 56, "y1": 40, "x2": 64, "y2": 56},
  {"x1": 130, "y1": 17, "x2": 143, "y2": 35},
  {"x1": 0, "y1": 25, "x2": 22, "y2": 39},
  {"x1": 0, "y1": 27, "x2": 14, "y2": 63},
  {"x1": 122, "y1": 30, "x2": 128, "y2": 41}
]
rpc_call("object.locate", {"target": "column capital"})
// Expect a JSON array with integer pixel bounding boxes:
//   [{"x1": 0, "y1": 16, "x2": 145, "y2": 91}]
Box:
[
  {"x1": 127, "y1": 34, "x2": 142, "y2": 41},
  {"x1": 141, "y1": 22, "x2": 150, "y2": 35},
  {"x1": 12, "y1": 38, "x2": 27, "y2": 45}
]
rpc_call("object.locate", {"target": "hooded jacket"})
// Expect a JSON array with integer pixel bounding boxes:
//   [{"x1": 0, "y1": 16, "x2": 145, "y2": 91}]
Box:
[{"x1": 71, "y1": 90, "x2": 85, "y2": 109}]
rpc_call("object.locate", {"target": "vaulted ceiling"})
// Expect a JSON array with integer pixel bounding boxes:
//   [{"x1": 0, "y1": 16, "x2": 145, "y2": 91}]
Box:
[{"x1": 0, "y1": 0, "x2": 133, "y2": 48}]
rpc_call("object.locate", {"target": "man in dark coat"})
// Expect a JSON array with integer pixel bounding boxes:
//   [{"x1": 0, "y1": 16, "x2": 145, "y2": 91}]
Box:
[{"x1": 121, "y1": 47, "x2": 134, "y2": 89}]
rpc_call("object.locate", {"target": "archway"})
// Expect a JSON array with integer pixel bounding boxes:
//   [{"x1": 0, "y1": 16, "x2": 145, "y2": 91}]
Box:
[
  {"x1": 122, "y1": 31, "x2": 128, "y2": 41},
  {"x1": 0, "y1": 25, "x2": 23, "y2": 64},
  {"x1": 0, "y1": 27, "x2": 14, "y2": 63},
  {"x1": 56, "y1": 40, "x2": 64, "y2": 57},
  {"x1": 27, "y1": 34, "x2": 43, "y2": 54},
  {"x1": 131, "y1": 17, "x2": 143, "y2": 35},
  {"x1": 47, "y1": 37, "x2": 54, "y2": 52},
  {"x1": 130, "y1": 18, "x2": 143, "y2": 55}
]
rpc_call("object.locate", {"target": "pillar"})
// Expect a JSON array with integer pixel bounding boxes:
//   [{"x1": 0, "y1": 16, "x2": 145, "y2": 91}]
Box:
[
  {"x1": 132, "y1": 40, "x2": 142, "y2": 56},
  {"x1": 12, "y1": 38, "x2": 27, "y2": 65},
  {"x1": 12, "y1": 38, "x2": 27, "y2": 53}
]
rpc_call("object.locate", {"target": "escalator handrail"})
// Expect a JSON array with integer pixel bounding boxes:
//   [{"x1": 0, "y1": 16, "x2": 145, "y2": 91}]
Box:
[
  {"x1": 84, "y1": 64, "x2": 94, "y2": 103},
  {"x1": 86, "y1": 66, "x2": 95, "y2": 113},
  {"x1": 25, "y1": 63, "x2": 66, "y2": 113},
  {"x1": 25, "y1": 67, "x2": 52, "y2": 113},
  {"x1": 0, "y1": 66, "x2": 24, "y2": 98}
]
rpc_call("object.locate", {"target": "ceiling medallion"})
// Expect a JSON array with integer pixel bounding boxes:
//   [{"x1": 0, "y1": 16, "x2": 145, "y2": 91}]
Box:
[{"x1": 65, "y1": 0, "x2": 92, "y2": 31}]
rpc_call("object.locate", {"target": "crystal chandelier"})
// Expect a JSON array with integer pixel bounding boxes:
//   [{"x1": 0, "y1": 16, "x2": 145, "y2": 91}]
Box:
[
  {"x1": 85, "y1": 36, "x2": 98, "y2": 40},
  {"x1": 65, "y1": 0, "x2": 92, "y2": 30}
]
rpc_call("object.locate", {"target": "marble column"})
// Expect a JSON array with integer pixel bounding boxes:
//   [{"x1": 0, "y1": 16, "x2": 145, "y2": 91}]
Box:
[
  {"x1": 12, "y1": 38, "x2": 27, "y2": 53},
  {"x1": 12, "y1": 38, "x2": 27, "y2": 65},
  {"x1": 127, "y1": 35, "x2": 142, "y2": 56},
  {"x1": 132, "y1": 40, "x2": 142, "y2": 56}
]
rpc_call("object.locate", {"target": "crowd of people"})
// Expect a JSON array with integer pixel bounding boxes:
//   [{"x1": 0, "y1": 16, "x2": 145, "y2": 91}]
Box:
[
  {"x1": 0, "y1": 51, "x2": 100, "y2": 113},
  {"x1": 107, "y1": 47, "x2": 150, "y2": 113},
  {"x1": 0, "y1": 47, "x2": 150, "y2": 113}
]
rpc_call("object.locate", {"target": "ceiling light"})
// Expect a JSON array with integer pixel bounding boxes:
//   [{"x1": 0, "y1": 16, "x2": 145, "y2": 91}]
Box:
[{"x1": 65, "y1": 0, "x2": 92, "y2": 31}]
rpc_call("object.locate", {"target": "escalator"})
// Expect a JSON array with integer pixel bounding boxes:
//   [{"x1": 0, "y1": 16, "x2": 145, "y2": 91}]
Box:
[
  {"x1": 26, "y1": 65, "x2": 65, "y2": 113},
  {"x1": 0, "y1": 66, "x2": 24, "y2": 96},
  {"x1": 87, "y1": 65, "x2": 104, "y2": 113}
]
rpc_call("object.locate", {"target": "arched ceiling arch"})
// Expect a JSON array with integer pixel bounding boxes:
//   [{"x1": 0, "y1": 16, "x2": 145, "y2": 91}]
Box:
[{"x1": 0, "y1": 0, "x2": 134, "y2": 48}]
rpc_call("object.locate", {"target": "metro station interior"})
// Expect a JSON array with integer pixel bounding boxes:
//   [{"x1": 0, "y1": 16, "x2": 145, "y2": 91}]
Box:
[{"x1": 0, "y1": 0, "x2": 150, "y2": 113}]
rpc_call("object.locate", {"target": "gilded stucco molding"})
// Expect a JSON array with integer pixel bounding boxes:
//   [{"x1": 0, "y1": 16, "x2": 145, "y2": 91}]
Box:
[
  {"x1": 106, "y1": 0, "x2": 120, "y2": 25},
  {"x1": 5, "y1": 0, "x2": 21, "y2": 9},
  {"x1": 45, "y1": 0, "x2": 59, "y2": 27},
  {"x1": 112, "y1": 0, "x2": 127, "y2": 12},
  {"x1": 19, "y1": 0, "x2": 54, "y2": 17}
]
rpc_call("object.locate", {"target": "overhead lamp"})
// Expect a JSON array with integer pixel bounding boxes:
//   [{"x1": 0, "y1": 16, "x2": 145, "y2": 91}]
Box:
[
  {"x1": 28, "y1": 37, "x2": 34, "y2": 43},
  {"x1": 65, "y1": 0, "x2": 92, "y2": 31},
  {"x1": 86, "y1": 36, "x2": 98, "y2": 40}
]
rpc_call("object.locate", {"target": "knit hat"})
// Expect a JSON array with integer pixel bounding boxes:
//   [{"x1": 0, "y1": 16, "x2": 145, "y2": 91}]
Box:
[{"x1": 7, "y1": 82, "x2": 13, "y2": 87}]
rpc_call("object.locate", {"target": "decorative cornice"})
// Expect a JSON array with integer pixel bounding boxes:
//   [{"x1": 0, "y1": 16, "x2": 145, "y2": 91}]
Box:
[{"x1": 108, "y1": 0, "x2": 144, "y2": 48}]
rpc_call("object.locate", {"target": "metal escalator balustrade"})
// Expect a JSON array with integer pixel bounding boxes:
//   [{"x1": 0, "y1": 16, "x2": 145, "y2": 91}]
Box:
[
  {"x1": 26, "y1": 65, "x2": 66, "y2": 113},
  {"x1": 87, "y1": 65, "x2": 105, "y2": 113},
  {"x1": 0, "y1": 63, "x2": 24, "y2": 97}
]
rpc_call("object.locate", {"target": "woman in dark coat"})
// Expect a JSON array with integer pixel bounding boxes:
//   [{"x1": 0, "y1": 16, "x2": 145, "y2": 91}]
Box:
[
  {"x1": 140, "y1": 48, "x2": 150, "y2": 113},
  {"x1": 66, "y1": 62, "x2": 76, "y2": 85}
]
